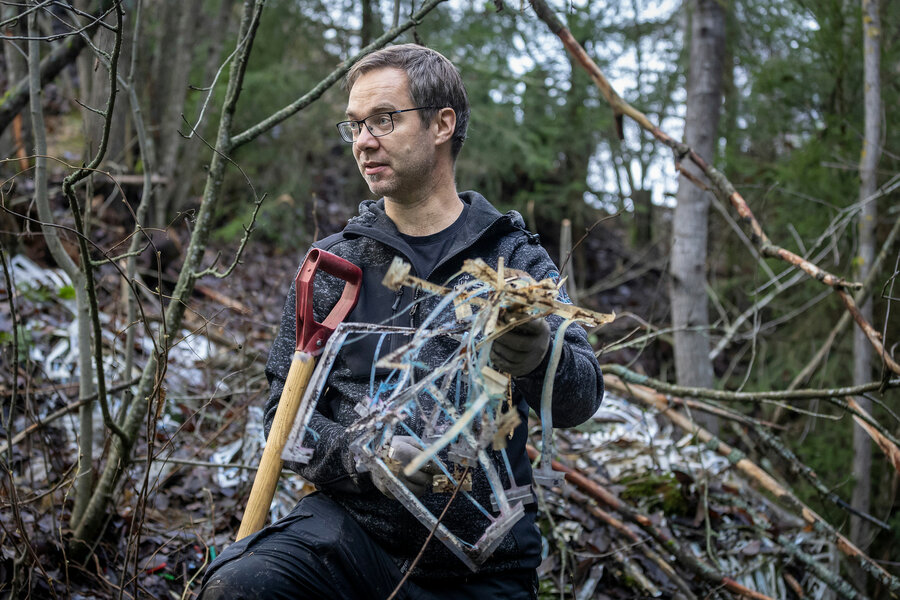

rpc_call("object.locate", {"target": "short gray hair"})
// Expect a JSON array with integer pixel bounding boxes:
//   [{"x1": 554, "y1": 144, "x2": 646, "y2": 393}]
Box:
[{"x1": 346, "y1": 44, "x2": 469, "y2": 160}]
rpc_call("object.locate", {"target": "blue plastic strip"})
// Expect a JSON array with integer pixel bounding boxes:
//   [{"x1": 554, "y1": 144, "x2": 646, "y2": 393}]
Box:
[
  {"x1": 369, "y1": 332, "x2": 389, "y2": 399},
  {"x1": 539, "y1": 319, "x2": 576, "y2": 466}
]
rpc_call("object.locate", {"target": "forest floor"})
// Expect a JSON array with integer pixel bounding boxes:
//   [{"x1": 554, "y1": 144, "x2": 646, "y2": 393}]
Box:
[{"x1": 0, "y1": 220, "x2": 846, "y2": 599}]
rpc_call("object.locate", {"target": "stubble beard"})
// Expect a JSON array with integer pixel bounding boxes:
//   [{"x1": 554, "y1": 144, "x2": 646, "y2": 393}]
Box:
[
  {"x1": 364, "y1": 165, "x2": 426, "y2": 201},
  {"x1": 365, "y1": 172, "x2": 394, "y2": 198},
  {"x1": 360, "y1": 145, "x2": 434, "y2": 200}
]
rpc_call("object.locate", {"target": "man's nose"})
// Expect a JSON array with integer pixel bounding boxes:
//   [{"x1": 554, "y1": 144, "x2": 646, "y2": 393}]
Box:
[{"x1": 355, "y1": 125, "x2": 379, "y2": 150}]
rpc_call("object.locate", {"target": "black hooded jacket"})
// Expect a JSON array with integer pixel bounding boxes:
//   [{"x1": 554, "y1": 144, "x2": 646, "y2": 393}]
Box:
[{"x1": 264, "y1": 191, "x2": 604, "y2": 580}]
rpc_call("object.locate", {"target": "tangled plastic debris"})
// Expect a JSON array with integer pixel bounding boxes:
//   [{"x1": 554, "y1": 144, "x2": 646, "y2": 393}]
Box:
[{"x1": 282, "y1": 257, "x2": 613, "y2": 569}]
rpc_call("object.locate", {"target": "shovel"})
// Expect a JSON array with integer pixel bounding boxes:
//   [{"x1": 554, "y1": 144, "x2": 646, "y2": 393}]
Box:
[{"x1": 237, "y1": 248, "x2": 362, "y2": 540}]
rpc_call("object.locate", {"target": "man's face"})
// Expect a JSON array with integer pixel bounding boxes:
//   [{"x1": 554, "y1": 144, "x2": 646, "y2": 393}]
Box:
[{"x1": 346, "y1": 68, "x2": 437, "y2": 202}]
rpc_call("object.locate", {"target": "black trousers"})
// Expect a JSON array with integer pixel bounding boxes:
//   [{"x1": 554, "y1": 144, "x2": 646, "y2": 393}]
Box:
[{"x1": 199, "y1": 492, "x2": 537, "y2": 600}]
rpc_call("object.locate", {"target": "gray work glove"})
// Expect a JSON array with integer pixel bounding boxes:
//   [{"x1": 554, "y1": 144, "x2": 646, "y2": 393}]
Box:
[
  {"x1": 491, "y1": 316, "x2": 551, "y2": 377},
  {"x1": 374, "y1": 436, "x2": 439, "y2": 498}
]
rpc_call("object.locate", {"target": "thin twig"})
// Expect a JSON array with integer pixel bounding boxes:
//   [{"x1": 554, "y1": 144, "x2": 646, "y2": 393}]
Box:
[
  {"x1": 192, "y1": 194, "x2": 267, "y2": 279},
  {"x1": 0, "y1": 245, "x2": 20, "y2": 460},
  {"x1": 557, "y1": 211, "x2": 622, "y2": 277},
  {"x1": 0, "y1": 377, "x2": 141, "y2": 456},
  {"x1": 749, "y1": 421, "x2": 891, "y2": 530},
  {"x1": 602, "y1": 364, "x2": 899, "y2": 402}
]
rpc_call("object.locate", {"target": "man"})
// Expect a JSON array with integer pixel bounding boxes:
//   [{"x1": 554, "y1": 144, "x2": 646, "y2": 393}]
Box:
[{"x1": 200, "y1": 44, "x2": 603, "y2": 600}]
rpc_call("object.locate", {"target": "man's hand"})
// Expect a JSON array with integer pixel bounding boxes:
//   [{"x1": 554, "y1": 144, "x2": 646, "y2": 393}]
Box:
[
  {"x1": 491, "y1": 316, "x2": 550, "y2": 377},
  {"x1": 374, "y1": 436, "x2": 439, "y2": 498}
]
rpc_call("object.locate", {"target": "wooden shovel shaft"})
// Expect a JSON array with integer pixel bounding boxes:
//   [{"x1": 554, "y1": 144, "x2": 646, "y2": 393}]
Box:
[{"x1": 236, "y1": 352, "x2": 316, "y2": 540}]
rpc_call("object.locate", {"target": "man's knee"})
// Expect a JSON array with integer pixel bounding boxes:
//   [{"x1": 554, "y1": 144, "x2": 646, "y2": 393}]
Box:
[
  {"x1": 198, "y1": 494, "x2": 405, "y2": 599},
  {"x1": 199, "y1": 551, "x2": 267, "y2": 600},
  {"x1": 200, "y1": 546, "x2": 327, "y2": 600}
]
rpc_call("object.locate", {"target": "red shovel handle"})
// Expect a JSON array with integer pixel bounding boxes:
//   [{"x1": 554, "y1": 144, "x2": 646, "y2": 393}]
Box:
[{"x1": 295, "y1": 249, "x2": 362, "y2": 353}]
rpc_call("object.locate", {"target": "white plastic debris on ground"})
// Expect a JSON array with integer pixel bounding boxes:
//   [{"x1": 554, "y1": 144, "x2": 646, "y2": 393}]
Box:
[
  {"x1": 210, "y1": 405, "x2": 310, "y2": 519},
  {"x1": 9, "y1": 254, "x2": 217, "y2": 391},
  {"x1": 9, "y1": 255, "x2": 78, "y2": 380},
  {"x1": 583, "y1": 392, "x2": 731, "y2": 481},
  {"x1": 7, "y1": 254, "x2": 241, "y2": 483},
  {"x1": 9, "y1": 254, "x2": 75, "y2": 305},
  {"x1": 563, "y1": 392, "x2": 836, "y2": 600},
  {"x1": 211, "y1": 406, "x2": 264, "y2": 490}
]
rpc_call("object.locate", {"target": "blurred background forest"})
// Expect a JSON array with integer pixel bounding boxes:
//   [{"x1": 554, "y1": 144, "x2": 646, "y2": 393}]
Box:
[{"x1": 1, "y1": 0, "x2": 899, "y2": 598}]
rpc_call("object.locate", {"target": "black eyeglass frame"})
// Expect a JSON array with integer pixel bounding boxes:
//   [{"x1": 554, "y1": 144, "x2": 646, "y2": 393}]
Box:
[{"x1": 335, "y1": 106, "x2": 438, "y2": 143}]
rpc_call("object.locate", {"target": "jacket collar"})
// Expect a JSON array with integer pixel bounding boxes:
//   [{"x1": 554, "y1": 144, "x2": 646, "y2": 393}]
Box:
[{"x1": 344, "y1": 191, "x2": 525, "y2": 246}]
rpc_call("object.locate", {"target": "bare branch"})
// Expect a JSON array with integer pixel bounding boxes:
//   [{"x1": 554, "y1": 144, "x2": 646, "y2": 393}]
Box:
[
  {"x1": 192, "y1": 195, "x2": 266, "y2": 279},
  {"x1": 789, "y1": 211, "x2": 900, "y2": 389},
  {"x1": 182, "y1": 16, "x2": 256, "y2": 138},
  {"x1": 602, "y1": 362, "x2": 898, "y2": 402},
  {"x1": 1, "y1": 2, "x2": 115, "y2": 40},
  {"x1": 229, "y1": 0, "x2": 450, "y2": 150},
  {"x1": 0, "y1": 0, "x2": 52, "y2": 29},
  {"x1": 59, "y1": 0, "x2": 129, "y2": 445},
  {"x1": 0, "y1": 378, "x2": 142, "y2": 456},
  {"x1": 0, "y1": 246, "x2": 20, "y2": 465},
  {"x1": 749, "y1": 420, "x2": 891, "y2": 531}
]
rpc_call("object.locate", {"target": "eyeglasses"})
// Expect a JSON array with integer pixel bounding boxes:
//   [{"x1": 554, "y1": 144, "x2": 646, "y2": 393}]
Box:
[{"x1": 336, "y1": 107, "x2": 437, "y2": 143}]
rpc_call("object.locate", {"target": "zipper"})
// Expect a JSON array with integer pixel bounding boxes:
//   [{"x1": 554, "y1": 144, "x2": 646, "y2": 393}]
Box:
[
  {"x1": 391, "y1": 288, "x2": 403, "y2": 312},
  {"x1": 409, "y1": 287, "x2": 421, "y2": 327}
]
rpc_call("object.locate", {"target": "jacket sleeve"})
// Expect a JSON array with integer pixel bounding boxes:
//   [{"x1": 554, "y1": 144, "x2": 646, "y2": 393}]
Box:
[
  {"x1": 505, "y1": 235, "x2": 604, "y2": 428},
  {"x1": 264, "y1": 273, "x2": 369, "y2": 494}
]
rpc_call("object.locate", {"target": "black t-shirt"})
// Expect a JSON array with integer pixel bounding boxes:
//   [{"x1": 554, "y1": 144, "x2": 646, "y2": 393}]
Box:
[{"x1": 398, "y1": 203, "x2": 469, "y2": 279}]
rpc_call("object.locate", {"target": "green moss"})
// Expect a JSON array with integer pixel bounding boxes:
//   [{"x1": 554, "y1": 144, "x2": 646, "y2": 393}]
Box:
[
  {"x1": 619, "y1": 472, "x2": 691, "y2": 516},
  {"x1": 0, "y1": 86, "x2": 14, "y2": 107}
]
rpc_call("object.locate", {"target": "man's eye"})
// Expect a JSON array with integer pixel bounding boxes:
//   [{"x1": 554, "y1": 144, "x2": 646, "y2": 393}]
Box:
[{"x1": 376, "y1": 115, "x2": 392, "y2": 127}]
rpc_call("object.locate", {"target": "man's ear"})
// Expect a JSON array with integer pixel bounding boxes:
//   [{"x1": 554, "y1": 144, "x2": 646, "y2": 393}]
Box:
[{"x1": 433, "y1": 107, "x2": 456, "y2": 147}]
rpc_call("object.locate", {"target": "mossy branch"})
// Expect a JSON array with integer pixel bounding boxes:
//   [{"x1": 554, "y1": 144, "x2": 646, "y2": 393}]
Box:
[{"x1": 603, "y1": 364, "x2": 900, "y2": 448}]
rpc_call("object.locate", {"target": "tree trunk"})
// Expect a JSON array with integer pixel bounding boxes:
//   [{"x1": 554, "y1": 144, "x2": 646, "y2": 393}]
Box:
[
  {"x1": 152, "y1": 0, "x2": 203, "y2": 226},
  {"x1": 361, "y1": 0, "x2": 376, "y2": 47},
  {"x1": 632, "y1": 188, "x2": 652, "y2": 247},
  {"x1": 560, "y1": 219, "x2": 579, "y2": 306},
  {"x1": 0, "y1": 16, "x2": 93, "y2": 138},
  {"x1": 169, "y1": 0, "x2": 237, "y2": 215},
  {"x1": 849, "y1": 0, "x2": 881, "y2": 579},
  {"x1": 2, "y1": 5, "x2": 27, "y2": 164},
  {"x1": 668, "y1": 0, "x2": 725, "y2": 434},
  {"x1": 86, "y1": 10, "x2": 132, "y2": 167}
]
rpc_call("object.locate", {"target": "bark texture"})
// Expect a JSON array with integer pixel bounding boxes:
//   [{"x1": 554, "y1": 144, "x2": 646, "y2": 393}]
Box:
[
  {"x1": 152, "y1": 0, "x2": 203, "y2": 225},
  {"x1": 668, "y1": 0, "x2": 726, "y2": 433},
  {"x1": 849, "y1": 0, "x2": 882, "y2": 565}
]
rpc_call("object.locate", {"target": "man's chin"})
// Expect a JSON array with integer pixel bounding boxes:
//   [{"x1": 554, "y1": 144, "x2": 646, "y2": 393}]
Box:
[{"x1": 366, "y1": 178, "x2": 396, "y2": 198}]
